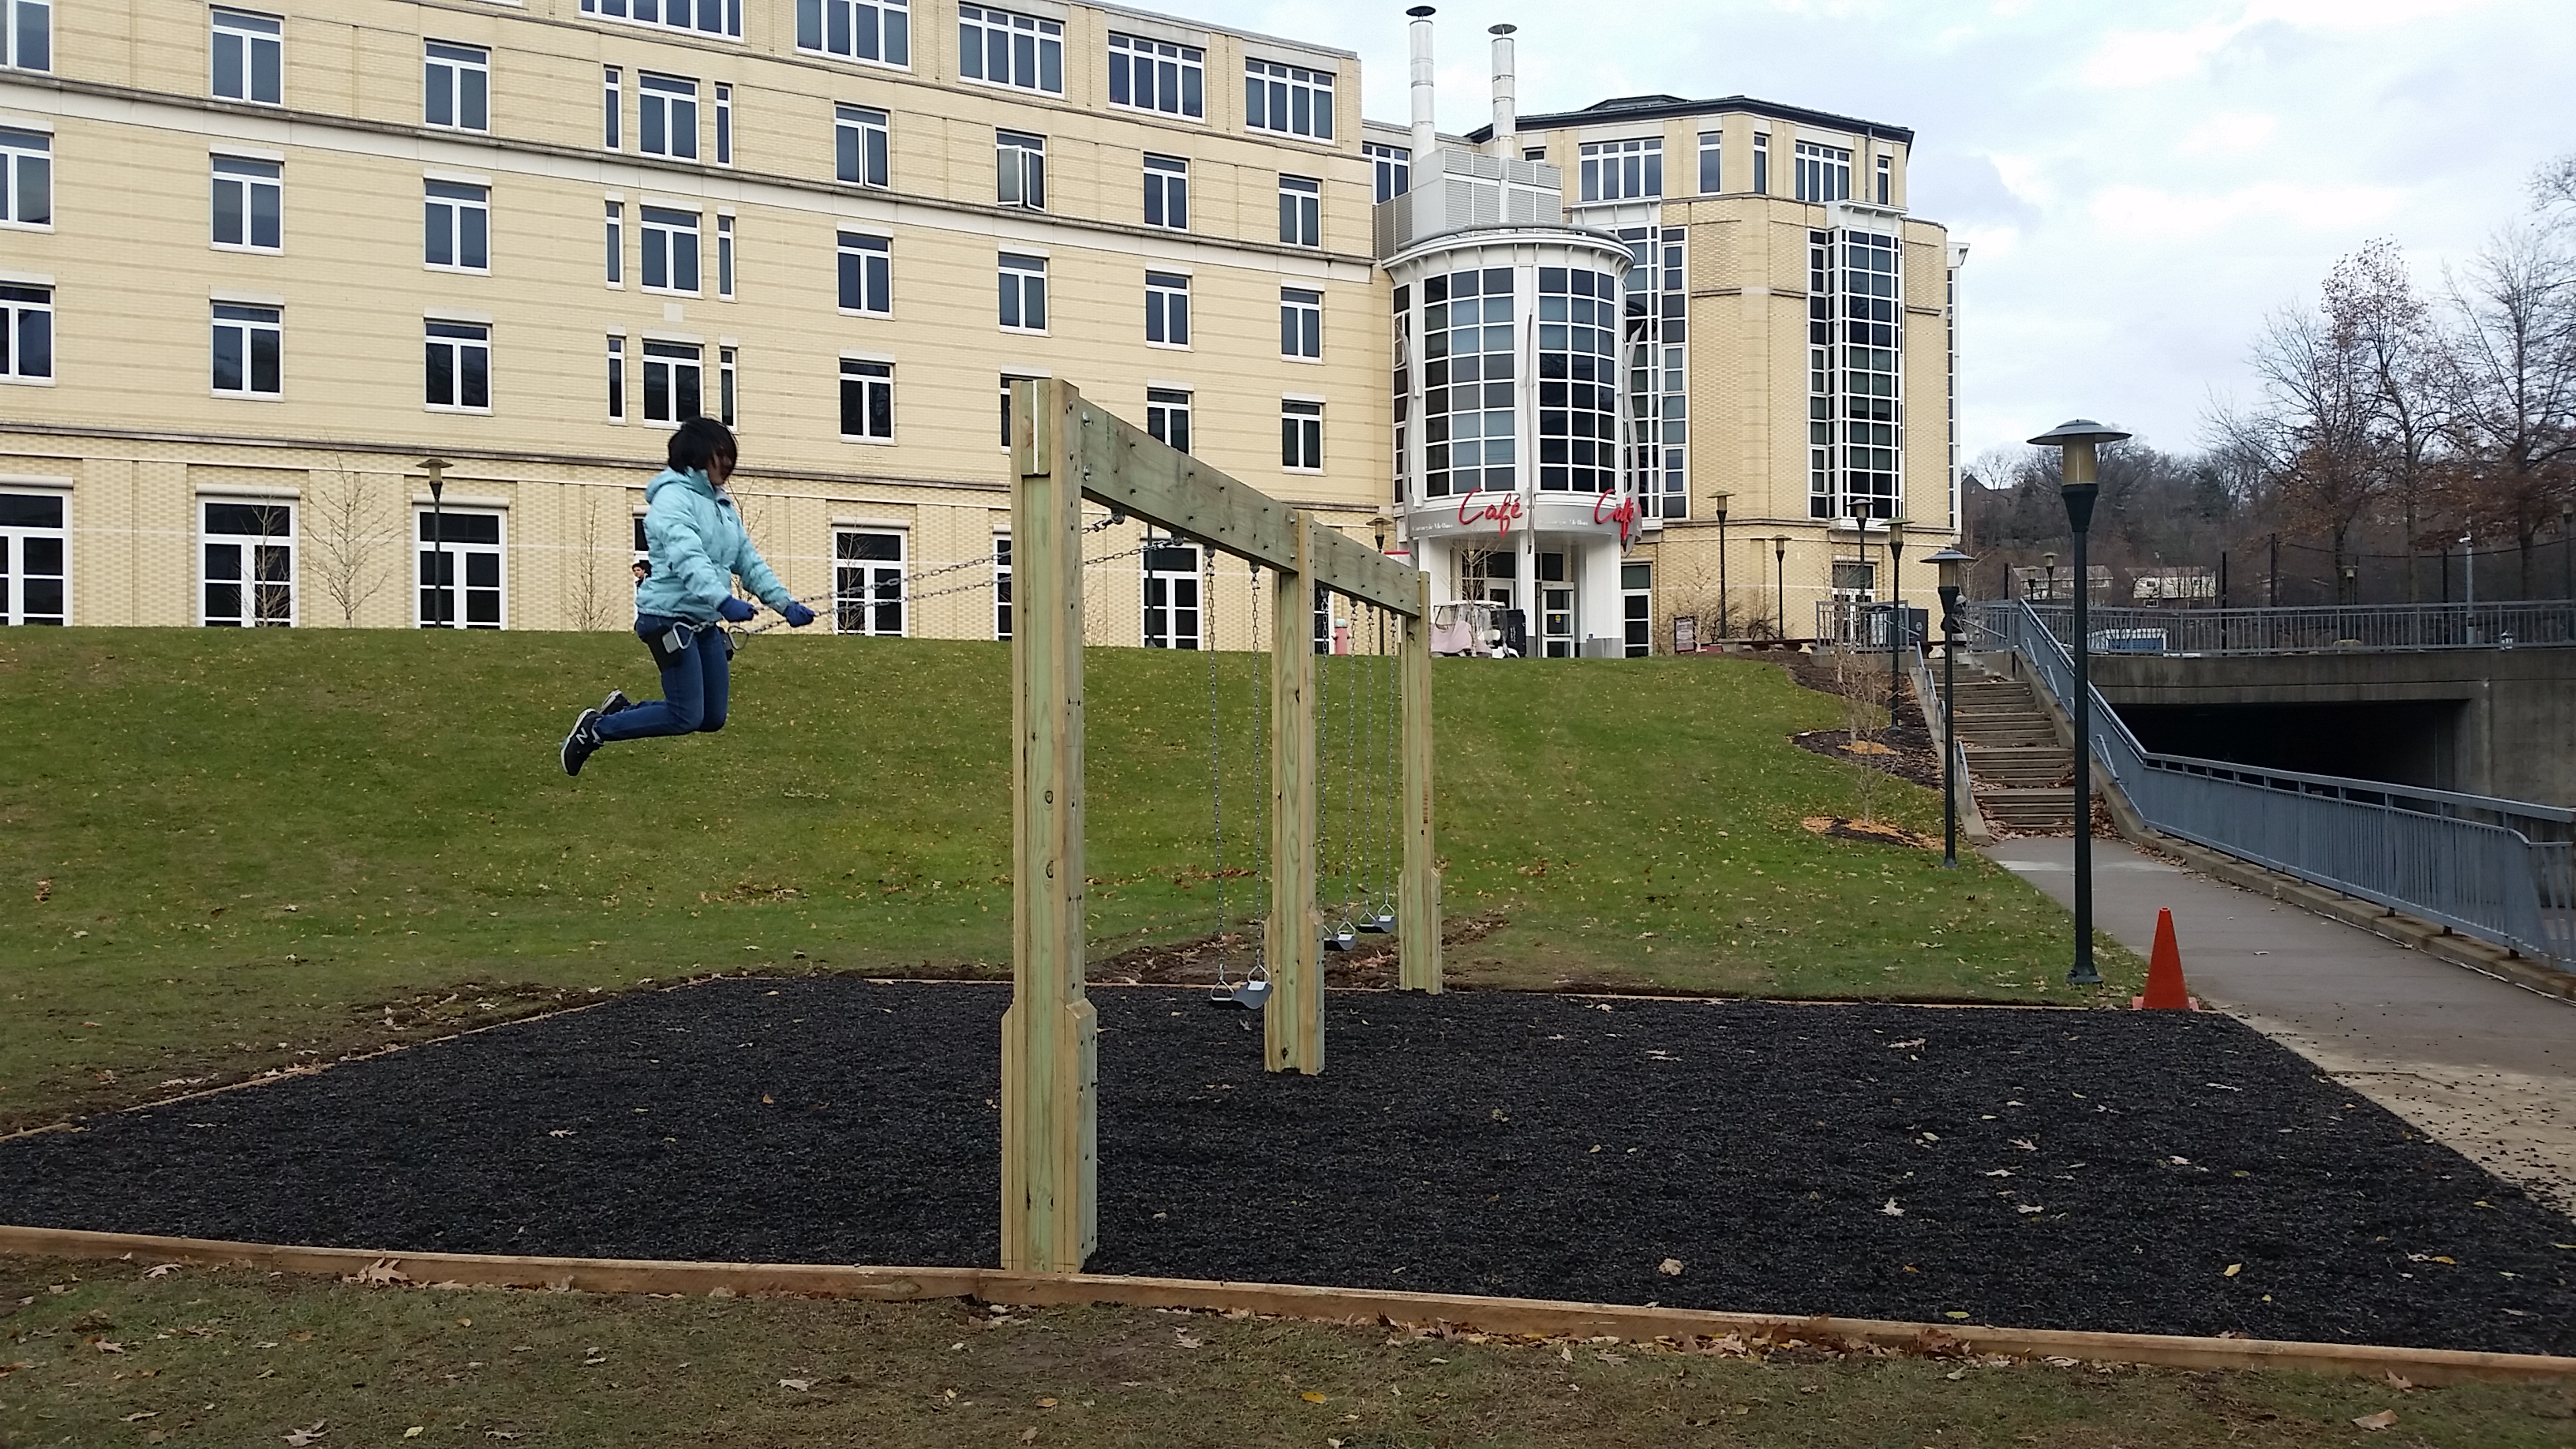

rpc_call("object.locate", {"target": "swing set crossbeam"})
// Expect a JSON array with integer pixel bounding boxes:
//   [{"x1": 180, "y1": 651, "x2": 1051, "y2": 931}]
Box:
[{"x1": 1002, "y1": 379, "x2": 1440, "y2": 1276}]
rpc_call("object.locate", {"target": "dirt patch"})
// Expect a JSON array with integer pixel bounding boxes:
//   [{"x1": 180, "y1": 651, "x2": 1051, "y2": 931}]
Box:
[{"x1": 1800, "y1": 815, "x2": 1939, "y2": 850}]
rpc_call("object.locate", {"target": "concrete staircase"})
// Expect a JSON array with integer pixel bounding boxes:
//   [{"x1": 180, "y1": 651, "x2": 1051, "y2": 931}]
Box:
[{"x1": 1945, "y1": 668, "x2": 2076, "y2": 833}]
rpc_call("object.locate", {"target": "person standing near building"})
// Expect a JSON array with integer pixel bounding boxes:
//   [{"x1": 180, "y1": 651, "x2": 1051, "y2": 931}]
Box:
[{"x1": 560, "y1": 417, "x2": 814, "y2": 775}]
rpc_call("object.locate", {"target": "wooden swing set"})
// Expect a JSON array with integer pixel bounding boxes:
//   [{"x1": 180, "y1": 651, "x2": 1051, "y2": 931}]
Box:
[{"x1": 1003, "y1": 379, "x2": 1442, "y2": 1273}]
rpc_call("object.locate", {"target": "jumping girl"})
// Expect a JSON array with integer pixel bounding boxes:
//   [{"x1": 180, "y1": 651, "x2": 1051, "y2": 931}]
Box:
[{"x1": 560, "y1": 417, "x2": 814, "y2": 776}]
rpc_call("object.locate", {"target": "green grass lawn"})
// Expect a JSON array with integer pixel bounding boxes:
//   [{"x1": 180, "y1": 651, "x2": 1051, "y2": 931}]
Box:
[
  {"x1": 0, "y1": 630, "x2": 2133, "y2": 1129},
  {"x1": 6, "y1": 1258, "x2": 2570, "y2": 1449}
]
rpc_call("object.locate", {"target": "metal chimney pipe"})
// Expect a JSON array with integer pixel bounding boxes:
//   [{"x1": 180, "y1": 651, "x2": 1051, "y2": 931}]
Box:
[
  {"x1": 1407, "y1": 6, "x2": 1437, "y2": 163},
  {"x1": 1488, "y1": 24, "x2": 1517, "y2": 153}
]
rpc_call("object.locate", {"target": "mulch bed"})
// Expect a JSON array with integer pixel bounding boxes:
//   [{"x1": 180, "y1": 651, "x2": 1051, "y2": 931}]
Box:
[{"x1": 3, "y1": 980, "x2": 2570, "y2": 1356}]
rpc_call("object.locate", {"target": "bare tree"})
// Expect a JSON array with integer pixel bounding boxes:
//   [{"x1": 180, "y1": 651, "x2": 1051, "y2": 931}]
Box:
[
  {"x1": 305, "y1": 455, "x2": 396, "y2": 625},
  {"x1": 2533, "y1": 152, "x2": 2576, "y2": 220},
  {"x1": 1825, "y1": 646, "x2": 1893, "y2": 824},
  {"x1": 564, "y1": 488, "x2": 621, "y2": 631},
  {"x1": 2211, "y1": 305, "x2": 2383, "y2": 600},
  {"x1": 2439, "y1": 224, "x2": 2576, "y2": 596},
  {"x1": 2325, "y1": 239, "x2": 2451, "y2": 597}
]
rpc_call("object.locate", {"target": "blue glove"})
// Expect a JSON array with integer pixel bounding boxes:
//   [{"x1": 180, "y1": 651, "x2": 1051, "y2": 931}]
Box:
[
  {"x1": 717, "y1": 595, "x2": 756, "y2": 623},
  {"x1": 782, "y1": 601, "x2": 817, "y2": 628}
]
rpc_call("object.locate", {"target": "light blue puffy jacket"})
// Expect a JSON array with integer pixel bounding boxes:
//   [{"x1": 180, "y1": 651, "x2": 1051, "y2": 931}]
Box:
[{"x1": 631, "y1": 467, "x2": 794, "y2": 624}]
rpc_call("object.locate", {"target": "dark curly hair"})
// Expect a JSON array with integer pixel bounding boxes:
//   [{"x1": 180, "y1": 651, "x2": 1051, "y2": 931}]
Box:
[{"x1": 666, "y1": 416, "x2": 739, "y2": 476}]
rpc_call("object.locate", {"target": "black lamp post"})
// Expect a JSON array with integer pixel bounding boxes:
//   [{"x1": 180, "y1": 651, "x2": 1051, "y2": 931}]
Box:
[
  {"x1": 1773, "y1": 534, "x2": 1789, "y2": 638},
  {"x1": 1713, "y1": 491, "x2": 1732, "y2": 639},
  {"x1": 1926, "y1": 545, "x2": 1973, "y2": 868},
  {"x1": 420, "y1": 455, "x2": 451, "y2": 628},
  {"x1": 2042, "y1": 551, "x2": 2057, "y2": 603},
  {"x1": 2028, "y1": 417, "x2": 2129, "y2": 987},
  {"x1": 2561, "y1": 501, "x2": 2571, "y2": 604}
]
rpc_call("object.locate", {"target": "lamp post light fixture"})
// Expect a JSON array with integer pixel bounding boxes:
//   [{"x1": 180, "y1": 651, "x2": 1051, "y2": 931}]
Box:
[
  {"x1": 2028, "y1": 417, "x2": 2131, "y2": 987},
  {"x1": 1925, "y1": 545, "x2": 1974, "y2": 869},
  {"x1": 1713, "y1": 491, "x2": 1733, "y2": 639},
  {"x1": 1773, "y1": 534, "x2": 1790, "y2": 639},
  {"x1": 420, "y1": 455, "x2": 451, "y2": 629},
  {"x1": 2041, "y1": 550, "x2": 2057, "y2": 603}
]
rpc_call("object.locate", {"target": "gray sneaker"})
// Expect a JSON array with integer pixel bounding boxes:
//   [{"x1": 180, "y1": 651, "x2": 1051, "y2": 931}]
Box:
[{"x1": 561, "y1": 708, "x2": 605, "y2": 777}]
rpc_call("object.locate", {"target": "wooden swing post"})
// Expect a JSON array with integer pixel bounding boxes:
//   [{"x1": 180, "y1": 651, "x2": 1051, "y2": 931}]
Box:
[
  {"x1": 1398, "y1": 571, "x2": 1441, "y2": 992},
  {"x1": 1266, "y1": 514, "x2": 1322, "y2": 1073}
]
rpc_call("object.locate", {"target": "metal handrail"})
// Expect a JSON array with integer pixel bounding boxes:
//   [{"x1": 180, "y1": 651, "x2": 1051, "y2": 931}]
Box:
[
  {"x1": 1981, "y1": 598, "x2": 2571, "y2": 972},
  {"x1": 1991, "y1": 599, "x2": 2576, "y2": 657}
]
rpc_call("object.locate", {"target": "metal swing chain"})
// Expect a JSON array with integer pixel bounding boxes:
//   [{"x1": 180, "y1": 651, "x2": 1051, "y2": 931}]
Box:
[
  {"x1": 1248, "y1": 563, "x2": 1270, "y2": 981},
  {"x1": 735, "y1": 512, "x2": 1128, "y2": 640},
  {"x1": 1342, "y1": 604, "x2": 1363, "y2": 924}
]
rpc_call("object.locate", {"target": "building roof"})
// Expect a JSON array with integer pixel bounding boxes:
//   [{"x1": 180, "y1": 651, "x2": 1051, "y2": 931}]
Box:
[{"x1": 1469, "y1": 93, "x2": 1913, "y2": 145}]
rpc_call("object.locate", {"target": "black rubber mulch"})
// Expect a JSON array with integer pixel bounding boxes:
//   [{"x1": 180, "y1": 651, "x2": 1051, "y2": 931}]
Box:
[{"x1": 4, "y1": 980, "x2": 2570, "y2": 1356}]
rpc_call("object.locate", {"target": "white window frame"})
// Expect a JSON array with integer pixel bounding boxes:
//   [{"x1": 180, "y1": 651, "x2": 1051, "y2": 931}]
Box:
[
  {"x1": 717, "y1": 344, "x2": 737, "y2": 425},
  {"x1": 1621, "y1": 560, "x2": 1652, "y2": 657},
  {"x1": 211, "y1": 155, "x2": 281, "y2": 252},
  {"x1": 425, "y1": 319, "x2": 491, "y2": 413},
  {"x1": 713, "y1": 82, "x2": 733, "y2": 165},
  {"x1": 835, "y1": 104, "x2": 890, "y2": 187},
  {"x1": 211, "y1": 8, "x2": 282, "y2": 106},
  {"x1": 0, "y1": 489, "x2": 67, "y2": 623},
  {"x1": 0, "y1": 125, "x2": 49, "y2": 228},
  {"x1": 991, "y1": 533, "x2": 1012, "y2": 640},
  {"x1": 425, "y1": 42, "x2": 489, "y2": 132},
  {"x1": 641, "y1": 338, "x2": 703, "y2": 425},
  {"x1": 1795, "y1": 140, "x2": 1852, "y2": 204},
  {"x1": 639, "y1": 73, "x2": 699, "y2": 160},
  {"x1": 1244, "y1": 58, "x2": 1332, "y2": 140},
  {"x1": 833, "y1": 527, "x2": 906, "y2": 635},
  {"x1": 414, "y1": 506, "x2": 507, "y2": 629},
  {"x1": 1697, "y1": 131, "x2": 1720, "y2": 194},
  {"x1": 1282, "y1": 399, "x2": 1321, "y2": 473},
  {"x1": 1578, "y1": 137, "x2": 1661, "y2": 202},
  {"x1": 640, "y1": 206, "x2": 702, "y2": 295},
  {"x1": 1108, "y1": 32, "x2": 1202, "y2": 119},
  {"x1": 1143, "y1": 153, "x2": 1187, "y2": 230},
  {"x1": 1144, "y1": 271, "x2": 1189, "y2": 349},
  {"x1": 838, "y1": 356, "x2": 893, "y2": 441},
  {"x1": 211, "y1": 302, "x2": 282, "y2": 399},
  {"x1": 605, "y1": 200, "x2": 624, "y2": 286},
  {"x1": 0, "y1": 283, "x2": 50, "y2": 382},
  {"x1": 1876, "y1": 152, "x2": 1893, "y2": 205},
  {"x1": 424, "y1": 179, "x2": 491, "y2": 273},
  {"x1": 1145, "y1": 387, "x2": 1189, "y2": 453},
  {"x1": 996, "y1": 129, "x2": 1045, "y2": 210},
  {"x1": 1363, "y1": 140, "x2": 1408, "y2": 204},
  {"x1": 603, "y1": 66, "x2": 621, "y2": 149},
  {"x1": 837, "y1": 230, "x2": 890, "y2": 316},
  {"x1": 1140, "y1": 536, "x2": 1201, "y2": 650},
  {"x1": 716, "y1": 213, "x2": 735, "y2": 298},
  {"x1": 577, "y1": 0, "x2": 742, "y2": 43},
  {"x1": 1278, "y1": 174, "x2": 1320, "y2": 248},
  {"x1": 958, "y1": 4, "x2": 1061, "y2": 95},
  {"x1": 799, "y1": 0, "x2": 912, "y2": 69},
  {"x1": 998, "y1": 252, "x2": 1046, "y2": 334},
  {"x1": 1279, "y1": 286, "x2": 1320, "y2": 361},
  {"x1": 607, "y1": 332, "x2": 627, "y2": 421},
  {"x1": 3, "y1": 0, "x2": 52, "y2": 73},
  {"x1": 1752, "y1": 131, "x2": 1769, "y2": 194},
  {"x1": 199, "y1": 496, "x2": 295, "y2": 627},
  {"x1": 999, "y1": 371, "x2": 1042, "y2": 447}
]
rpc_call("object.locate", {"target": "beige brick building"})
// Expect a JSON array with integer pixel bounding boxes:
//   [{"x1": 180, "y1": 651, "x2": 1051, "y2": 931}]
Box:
[{"x1": 0, "y1": 0, "x2": 1956, "y2": 650}]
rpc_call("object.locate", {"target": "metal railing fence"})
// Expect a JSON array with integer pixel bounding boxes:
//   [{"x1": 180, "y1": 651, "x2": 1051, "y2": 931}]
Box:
[
  {"x1": 1972, "y1": 599, "x2": 2573, "y2": 974},
  {"x1": 1997, "y1": 599, "x2": 2576, "y2": 657},
  {"x1": 1814, "y1": 600, "x2": 1928, "y2": 651}
]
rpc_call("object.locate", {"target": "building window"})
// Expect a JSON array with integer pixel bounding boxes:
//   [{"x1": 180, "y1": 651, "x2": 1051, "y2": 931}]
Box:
[
  {"x1": 718, "y1": 345, "x2": 736, "y2": 425},
  {"x1": 1143, "y1": 153, "x2": 1188, "y2": 230},
  {"x1": 1619, "y1": 224, "x2": 1689, "y2": 519},
  {"x1": 1621, "y1": 560, "x2": 1650, "y2": 657},
  {"x1": 641, "y1": 207, "x2": 701, "y2": 294},
  {"x1": 1364, "y1": 140, "x2": 1409, "y2": 203},
  {"x1": 1145, "y1": 387, "x2": 1189, "y2": 452},
  {"x1": 998, "y1": 253, "x2": 1046, "y2": 332},
  {"x1": 713, "y1": 83, "x2": 732, "y2": 165},
  {"x1": 416, "y1": 509, "x2": 504, "y2": 628},
  {"x1": 833, "y1": 529, "x2": 904, "y2": 635},
  {"x1": 1278, "y1": 174, "x2": 1320, "y2": 247},
  {"x1": 639, "y1": 73, "x2": 698, "y2": 160},
  {"x1": 799, "y1": 0, "x2": 910, "y2": 66},
  {"x1": 1817, "y1": 228, "x2": 1900, "y2": 519},
  {"x1": 1420, "y1": 265, "x2": 1514, "y2": 499},
  {"x1": 424, "y1": 180, "x2": 490, "y2": 271},
  {"x1": 607, "y1": 333, "x2": 627, "y2": 419},
  {"x1": 999, "y1": 373, "x2": 1039, "y2": 446},
  {"x1": 211, "y1": 155, "x2": 281, "y2": 251},
  {"x1": 603, "y1": 67, "x2": 621, "y2": 149},
  {"x1": 1578, "y1": 137, "x2": 1661, "y2": 202},
  {"x1": 958, "y1": 5, "x2": 1061, "y2": 94},
  {"x1": 1522, "y1": 145, "x2": 1545, "y2": 162},
  {"x1": 1108, "y1": 32, "x2": 1201, "y2": 118},
  {"x1": 1282, "y1": 399, "x2": 1321, "y2": 472},
  {"x1": 992, "y1": 535, "x2": 1012, "y2": 639},
  {"x1": 837, "y1": 231, "x2": 889, "y2": 315},
  {"x1": 839, "y1": 358, "x2": 893, "y2": 440},
  {"x1": 425, "y1": 43, "x2": 489, "y2": 131},
  {"x1": 212, "y1": 9, "x2": 283, "y2": 105},
  {"x1": 0, "y1": 283, "x2": 49, "y2": 381},
  {"x1": 605, "y1": 202, "x2": 624, "y2": 284},
  {"x1": 716, "y1": 215, "x2": 735, "y2": 298},
  {"x1": 1753, "y1": 132, "x2": 1768, "y2": 193},
  {"x1": 425, "y1": 320, "x2": 491, "y2": 411},
  {"x1": 1141, "y1": 539, "x2": 1200, "y2": 650},
  {"x1": 1245, "y1": 58, "x2": 1331, "y2": 139},
  {"x1": 642, "y1": 339, "x2": 702, "y2": 423},
  {"x1": 212, "y1": 303, "x2": 281, "y2": 398},
  {"x1": 3, "y1": 0, "x2": 51, "y2": 72},
  {"x1": 578, "y1": 0, "x2": 742, "y2": 42},
  {"x1": 202, "y1": 500, "x2": 294, "y2": 626},
  {"x1": 1535, "y1": 264, "x2": 1619, "y2": 496},
  {"x1": 835, "y1": 104, "x2": 889, "y2": 186},
  {"x1": 1795, "y1": 140, "x2": 1852, "y2": 203},
  {"x1": 0, "y1": 126, "x2": 47, "y2": 227},
  {"x1": 996, "y1": 129, "x2": 1045, "y2": 209},
  {"x1": 1144, "y1": 271, "x2": 1189, "y2": 347},
  {"x1": 1832, "y1": 559, "x2": 1876, "y2": 598},
  {"x1": 1279, "y1": 286, "x2": 1320, "y2": 360},
  {"x1": 1877, "y1": 152, "x2": 1892, "y2": 205},
  {"x1": 0, "y1": 491, "x2": 66, "y2": 624},
  {"x1": 1697, "y1": 131, "x2": 1720, "y2": 193}
]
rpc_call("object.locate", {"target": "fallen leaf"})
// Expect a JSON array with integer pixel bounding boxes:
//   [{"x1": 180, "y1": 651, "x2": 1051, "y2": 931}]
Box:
[
  {"x1": 2431, "y1": 1256, "x2": 2456, "y2": 1265},
  {"x1": 1983, "y1": 1168, "x2": 2013, "y2": 1178},
  {"x1": 143, "y1": 1264, "x2": 182, "y2": 1279},
  {"x1": 1945, "y1": 1311, "x2": 1971, "y2": 1320},
  {"x1": 346, "y1": 1260, "x2": 410, "y2": 1286},
  {"x1": 778, "y1": 1378, "x2": 815, "y2": 1391},
  {"x1": 1657, "y1": 1258, "x2": 1684, "y2": 1276},
  {"x1": 1301, "y1": 1390, "x2": 1328, "y2": 1403},
  {"x1": 1019, "y1": 1432, "x2": 1036, "y2": 1445},
  {"x1": 90, "y1": 1339, "x2": 125, "y2": 1354},
  {"x1": 1174, "y1": 1330, "x2": 1204, "y2": 1350},
  {"x1": 2224, "y1": 1264, "x2": 2242, "y2": 1278},
  {"x1": 405, "y1": 1431, "x2": 425, "y2": 1440},
  {"x1": 1881, "y1": 1199, "x2": 1904, "y2": 1217},
  {"x1": 283, "y1": 1424, "x2": 328, "y2": 1447},
  {"x1": 1943, "y1": 1369, "x2": 1964, "y2": 1381},
  {"x1": 2383, "y1": 1372, "x2": 2415, "y2": 1392},
  {"x1": 1037, "y1": 1397, "x2": 1058, "y2": 1409},
  {"x1": 122, "y1": 1411, "x2": 159, "y2": 1422},
  {"x1": 1885, "y1": 1038, "x2": 1926, "y2": 1050},
  {"x1": 2017, "y1": 1204, "x2": 2045, "y2": 1215},
  {"x1": 2010, "y1": 1138, "x2": 2037, "y2": 1151},
  {"x1": 2353, "y1": 1409, "x2": 2398, "y2": 1431}
]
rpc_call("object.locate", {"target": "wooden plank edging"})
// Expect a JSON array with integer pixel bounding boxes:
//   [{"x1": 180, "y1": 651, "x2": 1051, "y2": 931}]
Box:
[{"x1": 3, "y1": 1223, "x2": 2570, "y2": 1387}]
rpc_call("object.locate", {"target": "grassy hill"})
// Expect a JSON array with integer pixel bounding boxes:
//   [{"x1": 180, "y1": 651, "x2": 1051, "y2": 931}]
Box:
[{"x1": 0, "y1": 630, "x2": 2132, "y2": 1125}]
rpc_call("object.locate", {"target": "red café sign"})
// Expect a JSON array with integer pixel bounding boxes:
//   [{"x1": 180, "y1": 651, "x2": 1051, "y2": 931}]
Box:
[{"x1": 1453, "y1": 488, "x2": 1639, "y2": 546}]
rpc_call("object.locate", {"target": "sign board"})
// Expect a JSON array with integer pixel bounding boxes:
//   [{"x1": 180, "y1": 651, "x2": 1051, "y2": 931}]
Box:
[{"x1": 1672, "y1": 616, "x2": 1698, "y2": 654}]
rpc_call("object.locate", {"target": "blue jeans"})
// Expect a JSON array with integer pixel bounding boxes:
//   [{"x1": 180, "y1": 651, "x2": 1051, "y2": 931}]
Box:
[{"x1": 597, "y1": 614, "x2": 730, "y2": 741}]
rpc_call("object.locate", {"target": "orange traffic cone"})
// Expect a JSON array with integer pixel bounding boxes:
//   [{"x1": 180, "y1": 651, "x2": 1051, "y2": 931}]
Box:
[{"x1": 2132, "y1": 908, "x2": 2199, "y2": 1010}]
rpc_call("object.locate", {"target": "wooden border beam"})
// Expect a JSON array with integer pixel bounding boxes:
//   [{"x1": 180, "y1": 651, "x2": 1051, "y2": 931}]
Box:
[{"x1": 6, "y1": 1226, "x2": 2567, "y2": 1387}]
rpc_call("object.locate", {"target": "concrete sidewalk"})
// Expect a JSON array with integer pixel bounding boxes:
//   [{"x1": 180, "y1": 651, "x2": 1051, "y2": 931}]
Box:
[{"x1": 1986, "y1": 836, "x2": 2576, "y2": 1221}]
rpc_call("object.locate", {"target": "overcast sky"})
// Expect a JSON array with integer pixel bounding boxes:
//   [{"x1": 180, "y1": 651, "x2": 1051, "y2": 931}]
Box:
[{"x1": 1195, "y1": 0, "x2": 2576, "y2": 467}]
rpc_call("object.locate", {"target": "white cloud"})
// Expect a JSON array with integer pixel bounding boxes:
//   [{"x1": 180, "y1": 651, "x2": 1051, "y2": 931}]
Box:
[
  {"x1": 2089, "y1": 182, "x2": 2408, "y2": 242},
  {"x1": 2081, "y1": 19, "x2": 2245, "y2": 88},
  {"x1": 2177, "y1": 110, "x2": 2279, "y2": 155}
]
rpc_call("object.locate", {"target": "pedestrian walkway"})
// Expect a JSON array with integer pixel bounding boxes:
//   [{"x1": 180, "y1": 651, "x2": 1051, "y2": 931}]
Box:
[{"x1": 1986, "y1": 836, "x2": 2576, "y2": 1221}]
